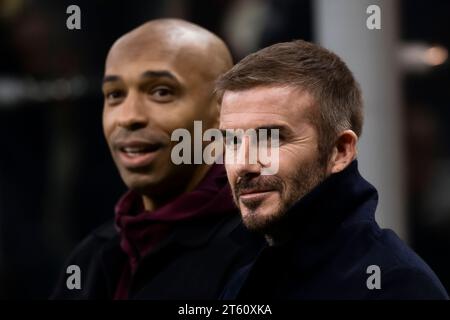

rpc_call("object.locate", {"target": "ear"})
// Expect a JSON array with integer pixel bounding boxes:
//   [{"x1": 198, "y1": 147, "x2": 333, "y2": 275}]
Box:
[{"x1": 328, "y1": 130, "x2": 358, "y2": 174}]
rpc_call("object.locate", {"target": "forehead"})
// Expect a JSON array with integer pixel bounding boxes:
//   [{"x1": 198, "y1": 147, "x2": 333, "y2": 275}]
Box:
[
  {"x1": 104, "y1": 38, "x2": 210, "y2": 84},
  {"x1": 219, "y1": 86, "x2": 314, "y2": 129}
]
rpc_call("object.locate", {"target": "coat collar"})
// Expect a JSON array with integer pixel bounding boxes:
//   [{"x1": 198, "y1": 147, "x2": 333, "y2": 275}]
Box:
[
  {"x1": 273, "y1": 159, "x2": 379, "y2": 243},
  {"x1": 95, "y1": 214, "x2": 243, "y2": 298},
  {"x1": 234, "y1": 160, "x2": 380, "y2": 299},
  {"x1": 267, "y1": 160, "x2": 379, "y2": 274},
  {"x1": 114, "y1": 164, "x2": 237, "y2": 271}
]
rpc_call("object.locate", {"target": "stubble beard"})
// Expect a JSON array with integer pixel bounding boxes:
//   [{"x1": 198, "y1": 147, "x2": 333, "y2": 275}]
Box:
[{"x1": 232, "y1": 157, "x2": 328, "y2": 237}]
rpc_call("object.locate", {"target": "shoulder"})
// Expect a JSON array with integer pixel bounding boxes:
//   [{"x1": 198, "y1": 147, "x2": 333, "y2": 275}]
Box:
[
  {"x1": 65, "y1": 220, "x2": 118, "y2": 262},
  {"x1": 50, "y1": 220, "x2": 121, "y2": 299},
  {"x1": 338, "y1": 220, "x2": 449, "y2": 299}
]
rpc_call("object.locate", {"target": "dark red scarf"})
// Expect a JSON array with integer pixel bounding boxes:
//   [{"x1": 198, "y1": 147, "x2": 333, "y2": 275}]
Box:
[{"x1": 113, "y1": 164, "x2": 236, "y2": 299}]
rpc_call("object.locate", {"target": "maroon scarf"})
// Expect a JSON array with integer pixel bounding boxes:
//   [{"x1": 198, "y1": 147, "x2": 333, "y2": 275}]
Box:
[{"x1": 113, "y1": 164, "x2": 236, "y2": 299}]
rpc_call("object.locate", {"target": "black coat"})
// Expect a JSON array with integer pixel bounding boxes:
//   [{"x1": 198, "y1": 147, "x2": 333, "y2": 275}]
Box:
[
  {"x1": 51, "y1": 214, "x2": 263, "y2": 299},
  {"x1": 222, "y1": 161, "x2": 449, "y2": 300}
]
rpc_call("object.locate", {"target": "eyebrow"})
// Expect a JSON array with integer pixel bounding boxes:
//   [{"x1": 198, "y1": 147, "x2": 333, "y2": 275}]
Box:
[
  {"x1": 219, "y1": 125, "x2": 290, "y2": 137},
  {"x1": 254, "y1": 125, "x2": 287, "y2": 132},
  {"x1": 102, "y1": 75, "x2": 120, "y2": 85},
  {"x1": 141, "y1": 70, "x2": 178, "y2": 81},
  {"x1": 102, "y1": 70, "x2": 179, "y2": 85}
]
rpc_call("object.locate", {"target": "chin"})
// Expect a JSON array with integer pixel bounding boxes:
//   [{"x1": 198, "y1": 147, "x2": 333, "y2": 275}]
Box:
[
  {"x1": 122, "y1": 171, "x2": 162, "y2": 191},
  {"x1": 240, "y1": 203, "x2": 282, "y2": 233}
]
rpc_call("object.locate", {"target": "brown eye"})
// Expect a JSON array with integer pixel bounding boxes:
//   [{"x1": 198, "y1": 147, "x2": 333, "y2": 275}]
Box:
[
  {"x1": 105, "y1": 90, "x2": 125, "y2": 105},
  {"x1": 150, "y1": 86, "x2": 175, "y2": 102}
]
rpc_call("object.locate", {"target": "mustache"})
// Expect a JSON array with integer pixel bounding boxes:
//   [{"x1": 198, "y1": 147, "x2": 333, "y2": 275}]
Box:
[{"x1": 234, "y1": 175, "x2": 284, "y2": 196}]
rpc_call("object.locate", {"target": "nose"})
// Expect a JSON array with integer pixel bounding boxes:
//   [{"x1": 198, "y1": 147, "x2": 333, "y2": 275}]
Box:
[
  {"x1": 229, "y1": 135, "x2": 262, "y2": 179},
  {"x1": 117, "y1": 91, "x2": 148, "y2": 130}
]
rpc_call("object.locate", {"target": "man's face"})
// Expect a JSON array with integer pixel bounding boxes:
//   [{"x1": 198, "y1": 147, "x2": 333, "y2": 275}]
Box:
[
  {"x1": 220, "y1": 86, "x2": 328, "y2": 233},
  {"x1": 102, "y1": 41, "x2": 218, "y2": 195}
]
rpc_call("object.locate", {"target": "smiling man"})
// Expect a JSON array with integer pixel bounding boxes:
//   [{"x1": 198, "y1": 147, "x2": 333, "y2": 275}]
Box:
[
  {"x1": 51, "y1": 19, "x2": 262, "y2": 300},
  {"x1": 217, "y1": 40, "x2": 449, "y2": 299}
]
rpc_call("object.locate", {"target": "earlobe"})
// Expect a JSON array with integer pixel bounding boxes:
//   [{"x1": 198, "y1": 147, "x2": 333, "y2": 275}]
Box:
[{"x1": 329, "y1": 130, "x2": 358, "y2": 174}]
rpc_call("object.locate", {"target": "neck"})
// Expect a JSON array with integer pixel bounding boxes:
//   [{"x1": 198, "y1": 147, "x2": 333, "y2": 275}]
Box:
[{"x1": 142, "y1": 163, "x2": 212, "y2": 211}]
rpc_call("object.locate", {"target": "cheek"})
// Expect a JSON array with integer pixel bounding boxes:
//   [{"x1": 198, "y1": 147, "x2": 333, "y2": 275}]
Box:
[
  {"x1": 280, "y1": 142, "x2": 318, "y2": 163},
  {"x1": 155, "y1": 106, "x2": 198, "y2": 134},
  {"x1": 157, "y1": 94, "x2": 215, "y2": 134},
  {"x1": 102, "y1": 108, "x2": 113, "y2": 140},
  {"x1": 276, "y1": 146, "x2": 316, "y2": 176},
  {"x1": 224, "y1": 165, "x2": 238, "y2": 186},
  {"x1": 278, "y1": 147, "x2": 301, "y2": 169}
]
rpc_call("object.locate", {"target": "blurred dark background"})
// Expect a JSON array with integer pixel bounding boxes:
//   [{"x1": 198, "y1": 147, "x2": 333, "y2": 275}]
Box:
[{"x1": 0, "y1": 0, "x2": 449, "y2": 299}]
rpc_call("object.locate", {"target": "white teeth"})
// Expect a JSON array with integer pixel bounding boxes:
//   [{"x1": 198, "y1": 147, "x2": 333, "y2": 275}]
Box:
[{"x1": 123, "y1": 147, "x2": 145, "y2": 153}]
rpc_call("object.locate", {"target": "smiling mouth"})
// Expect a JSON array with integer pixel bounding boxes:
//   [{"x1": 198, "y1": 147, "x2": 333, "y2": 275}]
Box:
[
  {"x1": 120, "y1": 144, "x2": 161, "y2": 157},
  {"x1": 237, "y1": 189, "x2": 278, "y2": 211},
  {"x1": 239, "y1": 189, "x2": 277, "y2": 200},
  {"x1": 116, "y1": 142, "x2": 164, "y2": 169}
]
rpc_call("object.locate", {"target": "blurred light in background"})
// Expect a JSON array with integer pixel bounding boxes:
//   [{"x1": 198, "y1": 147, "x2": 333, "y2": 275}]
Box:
[
  {"x1": 399, "y1": 43, "x2": 448, "y2": 71},
  {"x1": 0, "y1": 76, "x2": 89, "y2": 108},
  {"x1": 425, "y1": 45, "x2": 448, "y2": 66}
]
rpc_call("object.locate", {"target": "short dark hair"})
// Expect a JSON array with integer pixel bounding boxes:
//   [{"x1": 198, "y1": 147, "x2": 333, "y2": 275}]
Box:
[{"x1": 215, "y1": 40, "x2": 363, "y2": 164}]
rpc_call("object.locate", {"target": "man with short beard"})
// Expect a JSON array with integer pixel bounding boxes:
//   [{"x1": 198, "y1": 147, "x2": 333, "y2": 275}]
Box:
[
  {"x1": 217, "y1": 40, "x2": 448, "y2": 299},
  {"x1": 51, "y1": 19, "x2": 263, "y2": 300}
]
